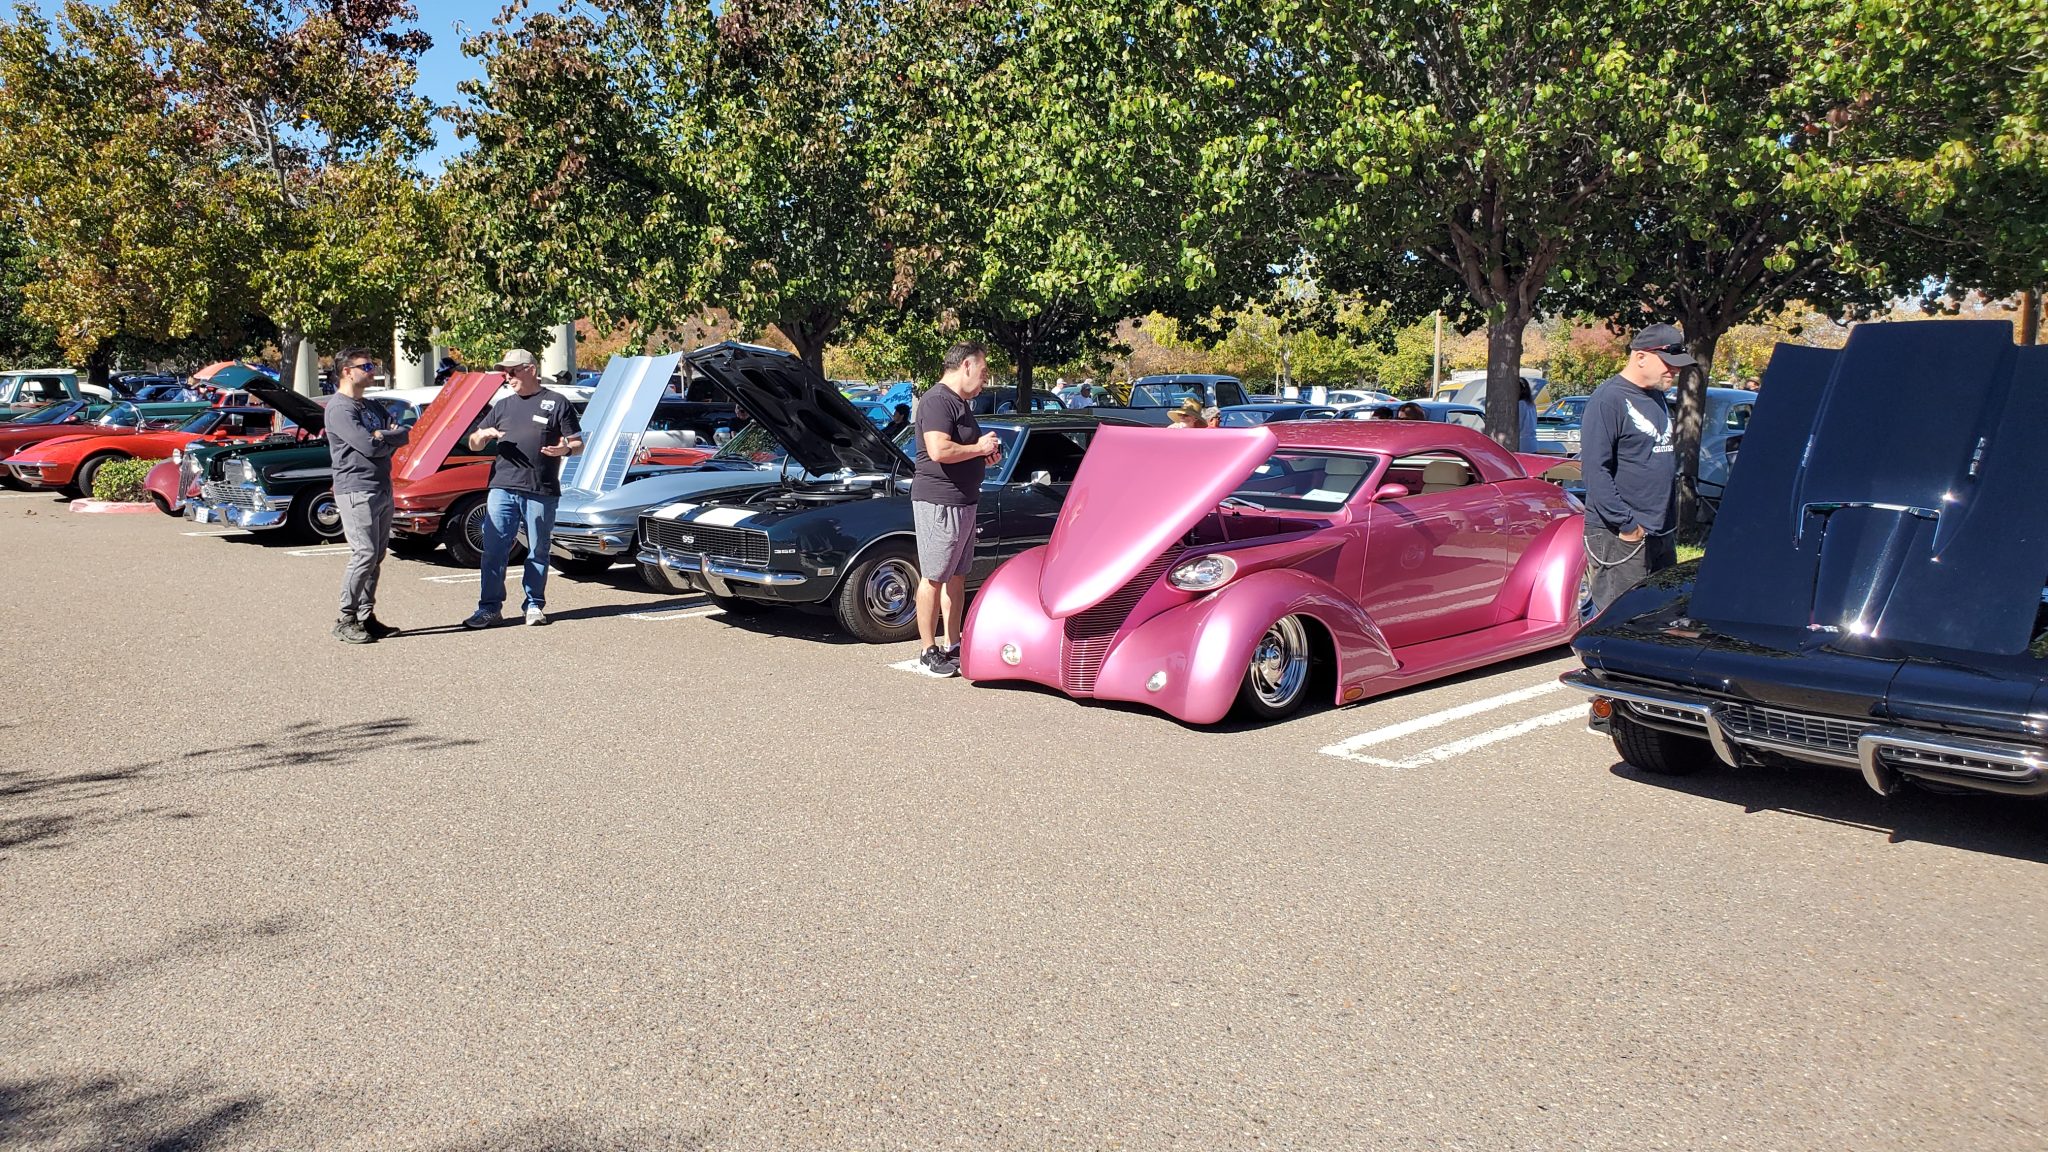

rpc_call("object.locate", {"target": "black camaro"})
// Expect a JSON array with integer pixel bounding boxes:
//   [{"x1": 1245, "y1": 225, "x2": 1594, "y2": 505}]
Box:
[
  {"x1": 1564, "y1": 320, "x2": 2048, "y2": 798},
  {"x1": 638, "y1": 343, "x2": 1111, "y2": 642}
]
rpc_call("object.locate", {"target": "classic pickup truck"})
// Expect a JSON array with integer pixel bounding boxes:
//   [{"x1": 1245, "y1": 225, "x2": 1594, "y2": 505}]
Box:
[{"x1": 1084, "y1": 374, "x2": 1250, "y2": 425}]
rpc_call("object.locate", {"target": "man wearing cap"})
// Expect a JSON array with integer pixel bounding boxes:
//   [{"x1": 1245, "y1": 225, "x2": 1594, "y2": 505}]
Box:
[
  {"x1": 1580, "y1": 322, "x2": 1692, "y2": 615},
  {"x1": 462, "y1": 349, "x2": 584, "y2": 628}
]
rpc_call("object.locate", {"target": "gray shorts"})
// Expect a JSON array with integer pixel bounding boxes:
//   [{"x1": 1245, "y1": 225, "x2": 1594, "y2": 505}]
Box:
[{"x1": 913, "y1": 500, "x2": 977, "y2": 580}]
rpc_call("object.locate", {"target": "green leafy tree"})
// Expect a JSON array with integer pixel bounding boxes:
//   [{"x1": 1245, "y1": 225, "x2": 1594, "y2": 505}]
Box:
[{"x1": 0, "y1": 220, "x2": 59, "y2": 366}]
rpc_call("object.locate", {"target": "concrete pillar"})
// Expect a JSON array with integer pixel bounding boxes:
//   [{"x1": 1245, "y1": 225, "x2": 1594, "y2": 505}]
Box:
[
  {"x1": 294, "y1": 339, "x2": 322, "y2": 398},
  {"x1": 539, "y1": 322, "x2": 576, "y2": 378},
  {"x1": 391, "y1": 327, "x2": 430, "y2": 390}
]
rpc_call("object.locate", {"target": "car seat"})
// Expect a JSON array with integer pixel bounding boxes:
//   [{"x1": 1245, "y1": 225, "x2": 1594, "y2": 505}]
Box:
[{"x1": 1420, "y1": 458, "x2": 1471, "y2": 494}]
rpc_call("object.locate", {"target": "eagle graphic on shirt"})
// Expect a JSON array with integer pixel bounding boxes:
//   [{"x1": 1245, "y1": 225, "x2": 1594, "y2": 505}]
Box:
[{"x1": 1626, "y1": 401, "x2": 1674, "y2": 454}]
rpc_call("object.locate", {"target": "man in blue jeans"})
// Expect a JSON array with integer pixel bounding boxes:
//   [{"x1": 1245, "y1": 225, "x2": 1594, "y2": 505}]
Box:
[{"x1": 463, "y1": 349, "x2": 584, "y2": 628}]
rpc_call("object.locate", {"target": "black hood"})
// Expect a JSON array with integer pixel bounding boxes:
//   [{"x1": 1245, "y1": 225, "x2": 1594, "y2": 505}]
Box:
[
  {"x1": 682, "y1": 342, "x2": 912, "y2": 476},
  {"x1": 244, "y1": 384, "x2": 327, "y2": 434},
  {"x1": 1689, "y1": 321, "x2": 2048, "y2": 656}
]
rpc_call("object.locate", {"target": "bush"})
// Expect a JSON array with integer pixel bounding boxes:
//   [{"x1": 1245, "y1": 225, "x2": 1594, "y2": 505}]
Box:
[{"x1": 91, "y1": 457, "x2": 158, "y2": 503}]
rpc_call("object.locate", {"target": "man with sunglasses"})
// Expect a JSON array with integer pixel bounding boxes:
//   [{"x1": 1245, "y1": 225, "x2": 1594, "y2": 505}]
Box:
[
  {"x1": 326, "y1": 347, "x2": 410, "y2": 644},
  {"x1": 1579, "y1": 322, "x2": 1693, "y2": 616}
]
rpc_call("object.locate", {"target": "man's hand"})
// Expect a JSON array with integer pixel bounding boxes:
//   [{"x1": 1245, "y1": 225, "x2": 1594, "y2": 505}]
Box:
[
  {"x1": 977, "y1": 431, "x2": 1000, "y2": 457},
  {"x1": 540, "y1": 436, "x2": 574, "y2": 458},
  {"x1": 467, "y1": 426, "x2": 502, "y2": 451},
  {"x1": 1619, "y1": 525, "x2": 1646, "y2": 543}
]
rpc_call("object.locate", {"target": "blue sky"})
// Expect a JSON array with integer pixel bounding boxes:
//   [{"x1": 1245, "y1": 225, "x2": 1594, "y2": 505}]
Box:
[{"x1": 36, "y1": 0, "x2": 497, "y2": 172}]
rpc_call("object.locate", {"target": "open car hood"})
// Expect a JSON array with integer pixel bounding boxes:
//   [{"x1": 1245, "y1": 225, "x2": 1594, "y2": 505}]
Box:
[
  {"x1": 1038, "y1": 425, "x2": 1278, "y2": 618},
  {"x1": 562, "y1": 352, "x2": 684, "y2": 497},
  {"x1": 243, "y1": 384, "x2": 327, "y2": 434},
  {"x1": 394, "y1": 371, "x2": 504, "y2": 483},
  {"x1": 683, "y1": 342, "x2": 910, "y2": 477},
  {"x1": 1690, "y1": 321, "x2": 2048, "y2": 655}
]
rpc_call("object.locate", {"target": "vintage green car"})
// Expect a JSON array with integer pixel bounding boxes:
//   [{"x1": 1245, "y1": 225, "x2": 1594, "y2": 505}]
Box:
[
  {"x1": 185, "y1": 386, "x2": 419, "y2": 541},
  {"x1": 0, "y1": 368, "x2": 114, "y2": 422}
]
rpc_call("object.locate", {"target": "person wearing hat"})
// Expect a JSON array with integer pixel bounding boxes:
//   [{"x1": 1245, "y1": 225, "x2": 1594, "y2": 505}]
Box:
[
  {"x1": 462, "y1": 349, "x2": 584, "y2": 628},
  {"x1": 1579, "y1": 322, "x2": 1693, "y2": 615}
]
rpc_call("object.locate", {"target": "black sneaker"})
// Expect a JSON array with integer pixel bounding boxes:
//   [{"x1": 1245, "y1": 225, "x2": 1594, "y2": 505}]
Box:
[
  {"x1": 462, "y1": 610, "x2": 500, "y2": 630},
  {"x1": 362, "y1": 615, "x2": 400, "y2": 639},
  {"x1": 917, "y1": 645, "x2": 959, "y2": 678},
  {"x1": 333, "y1": 619, "x2": 373, "y2": 645},
  {"x1": 942, "y1": 641, "x2": 961, "y2": 663}
]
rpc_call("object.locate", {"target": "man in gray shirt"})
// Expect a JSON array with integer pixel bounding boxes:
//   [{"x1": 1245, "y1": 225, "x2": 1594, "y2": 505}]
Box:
[{"x1": 325, "y1": 347, "x2": 410, "y2": 644}]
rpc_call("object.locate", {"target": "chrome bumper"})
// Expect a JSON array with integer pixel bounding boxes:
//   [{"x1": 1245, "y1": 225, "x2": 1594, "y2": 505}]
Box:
[
  {"x1": 189, "y1": 502, "x2": 288, "y2": 530},
  {"x1": 552, "y1": 525, "x2": 636, "y2": 556},
  {"x1": 1561, "y1": 668, "x2": 2048, "y2": 796},
  {"x1": 636, "y1": 545, "x2": 807, "y2": 596},
  {"x1": 392, "y1": 509, "x2": 443, "y2": 534}
]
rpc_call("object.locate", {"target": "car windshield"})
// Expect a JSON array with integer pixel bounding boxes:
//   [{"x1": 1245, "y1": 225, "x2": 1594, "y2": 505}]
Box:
[
  {"x1": 709, "y1": 423, "x2": 787, "y2": 465},
  {"x1": 1216, "y1": 409, "x2": 1274, "y2": 427},
  {"x1": 97, "y1": 403, "x2": 142, "y2": 428},
  {"x1": 1131, "y1": 383, "x2": 1211, "y2": 407},
  {"x1": 1227, "y1": 452, "x2": 1380, "y2": 512},
  {"x1": 13, "y1": 400, "x2": 87, "y2": 425},
  {"x1": 1445, "y1": 411, "x2": 1486, "y2": 432},
  {"x1": 179, "y1": 410, "x2": 226, "y2": 434}
]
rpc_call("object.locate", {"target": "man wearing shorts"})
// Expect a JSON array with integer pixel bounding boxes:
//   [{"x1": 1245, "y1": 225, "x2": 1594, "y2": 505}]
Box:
[{"x1": 911, "y1": 342, "x2": 1001, "y2": 677}]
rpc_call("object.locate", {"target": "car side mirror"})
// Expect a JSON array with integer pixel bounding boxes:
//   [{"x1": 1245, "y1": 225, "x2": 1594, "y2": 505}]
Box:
[
  {"x1": 1029, "y1": 469, "x2": 1053, "y2": 489},
  {"x1": 1373, "y1": 483, "x2": 1410, "y2": 502}
]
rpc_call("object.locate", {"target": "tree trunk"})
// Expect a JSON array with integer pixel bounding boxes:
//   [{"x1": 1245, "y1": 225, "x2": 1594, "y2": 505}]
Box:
[
  {"x1": 782, "y1": 311, "x2": 837, "y2": 379},
  {"x1": 1672, "y1": 329, "x2": 1720, "y2": 536},
  {"x1": 1482, "y1": 312, "x2": 1528, "y2": 451},
  {"x1": 1012, "y1": 338, "x2": 1035, "y2": 415},
  {"x1": 279, "y1": 328, "x2": 304, "y2": 395},
  {"x1": 85, "y1": 344, "x2": 113, "y2": 387},
  {"x1": 2022, "y1": 288, "x2": 2041, "y2": 345}
]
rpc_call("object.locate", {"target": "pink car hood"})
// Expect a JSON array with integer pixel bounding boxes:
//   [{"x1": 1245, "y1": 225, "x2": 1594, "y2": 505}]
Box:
[
  {"x1": 394, "y1": 371, "x2": 504, "y2": 484},
  {"x1": 1038, "y1": 425, "x2": 1278, "y2": 618}
]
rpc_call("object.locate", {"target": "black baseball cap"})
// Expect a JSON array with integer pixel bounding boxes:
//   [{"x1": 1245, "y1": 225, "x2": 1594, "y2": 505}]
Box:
[{"x1": 1630, "y1": 323, "x2": 1697, "y2": 366}]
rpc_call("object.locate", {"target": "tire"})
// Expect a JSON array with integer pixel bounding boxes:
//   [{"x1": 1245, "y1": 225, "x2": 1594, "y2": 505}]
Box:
[
  {"x1": 639, "y1": 559, "x2": 686, "y2": 593},
  {"x1": 71, "y1": 452, "x2": 124, "y2": 498},
  {"x1": 150, "y1": 493, "x2": 179, "y2": 516},
  {"x1": 833, "y1": 544, "x2": 921, "y2": 643},
  {"x1": 289, "y1": 488, "x2": 346, "y2": 542},
  {"x1": 551, "y1": 551, "x2": 617, "y2": 579},
  {"x1": 1609, "y1": 711, "x2": 1716, "y2": 776},
  {"x1": 439, "y1": 496, "x2": 523, "y2": 568},
  {"x1": 1235, "y1": 614, "x2": 1316, "y2": 720}
]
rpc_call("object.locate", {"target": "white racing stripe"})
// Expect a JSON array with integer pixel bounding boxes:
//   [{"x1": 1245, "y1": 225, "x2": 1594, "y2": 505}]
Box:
[
  {"x1": 1319, "y1": 680, "x2": 1566, "y2": 761},
  {"x1": 1324, "y1": 706, "x2": 1591, "y2": 769},
  {"x1": 692, "y1": 506, "x2": 754, "y2": 527},
  {"x1": 653, "y1": 502, "x2": 698, "y2": 521}
]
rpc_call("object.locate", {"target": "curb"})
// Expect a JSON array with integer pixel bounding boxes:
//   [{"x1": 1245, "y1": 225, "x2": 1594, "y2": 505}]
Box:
[{"x1": 70, "y1": 499, "x2": 158, "y2": 515}]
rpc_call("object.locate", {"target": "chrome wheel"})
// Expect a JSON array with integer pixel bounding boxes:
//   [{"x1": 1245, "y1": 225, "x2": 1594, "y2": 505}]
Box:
[
  {"x1": 1577, "y1": 565, "x2": 1597, "y2": 625},
  {"x1": 861, "y1": 557, "x2": 918, "y2": 630},
  {"x1": 463, "y1": 502, "x2": 489, "y2": 556},
  {"x1": 310, "y1": 492, "x2": 342, "y2": 538},
  {"x1": 1246, "y1": 615, "x2": 1311, "y2": 712}
]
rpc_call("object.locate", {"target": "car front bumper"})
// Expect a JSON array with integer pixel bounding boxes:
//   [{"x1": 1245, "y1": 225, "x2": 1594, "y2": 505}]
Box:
[
  {"x1": 553, "y1": 524, "x2": 636, "y2": 556},
  {"x1": 1560, "y1": 668, "x2": 2048, "y2": 797},
  {"x1": 190, "y1": 482, "x2": 290, "y2": 529},
  {"x1": 636, "y1": 544, "x2": 816, "y2": 601},
  {"x1": 392, "y1": 508, "x2": 444, "y2": 536}
]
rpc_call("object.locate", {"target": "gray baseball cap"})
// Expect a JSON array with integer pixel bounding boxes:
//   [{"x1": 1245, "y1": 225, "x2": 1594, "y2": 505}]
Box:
[{"x1": 1630, "y1": 323, "x2": 1697, "y2": 367}]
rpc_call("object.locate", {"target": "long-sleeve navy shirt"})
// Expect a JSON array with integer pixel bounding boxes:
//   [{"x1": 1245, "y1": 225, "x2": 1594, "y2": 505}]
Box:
[
  {"x1": 1579, "y1": 376, "x2": 1676, "y2": 534},
  {"x1": 325, "y1": 394, "x2": 410, "y2": 495}
]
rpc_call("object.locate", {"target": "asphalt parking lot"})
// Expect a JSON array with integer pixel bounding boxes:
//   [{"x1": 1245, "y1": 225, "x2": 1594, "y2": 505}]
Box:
[{"x1": 5, "y1": 491, "x2": 2046, "y2": 1151}]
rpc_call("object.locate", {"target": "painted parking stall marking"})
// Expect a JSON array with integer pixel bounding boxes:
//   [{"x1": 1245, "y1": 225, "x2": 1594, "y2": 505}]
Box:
[
  {"x1": 182, "y1": 529, "x2": 249, "y2": 537},
  {"x1": 285, "y1": 544, "x2": 355, "y2": 558},
  {"x1": 1320, "y1": 679, "x2": 1595, "y2": 769},
  {"x1": 629, "y1": 597, "x2": 722, "y2": 621}
]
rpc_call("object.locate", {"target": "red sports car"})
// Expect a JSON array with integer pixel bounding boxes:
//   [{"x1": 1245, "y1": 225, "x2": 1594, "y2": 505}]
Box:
[{"x1": 5, "y1": 403, "x2": 303, "y2": 496}]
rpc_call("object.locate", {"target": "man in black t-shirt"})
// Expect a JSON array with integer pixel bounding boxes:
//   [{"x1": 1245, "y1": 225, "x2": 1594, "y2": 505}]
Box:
[
  {"x1": 461, "y1": 348, "x2": 584, "y2": 629},
  {"x1": 910, "y1": 342, "x2": 1001, "y2": 677}
]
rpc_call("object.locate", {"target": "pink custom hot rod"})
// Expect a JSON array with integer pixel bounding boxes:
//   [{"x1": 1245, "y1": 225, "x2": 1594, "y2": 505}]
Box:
[{"x1": 960, "y1": 422, "x2": 1587, "y2": 724}]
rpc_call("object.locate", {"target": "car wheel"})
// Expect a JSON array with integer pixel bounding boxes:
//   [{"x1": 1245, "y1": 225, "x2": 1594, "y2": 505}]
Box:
[
  {"x1": 150, "y1": 493, "x2": 179, "y2": 516},
  {"x1": 290, "y1": 488, "x2": 346, "y2": 542},
  {"x1": 551, "y1": 551, "x2": 617, "y2": 579},
  {"x1": 1609, "y1": 711, "x2": 1715, "y2": 776},
  {"x1": 639, "y1": 559, "x2": 686, "y2": 593},
  {"x1": 1236, "y1": 614, "x2": 1313, "y2": 720},
  {"x1": 834, "y1": 545, "x2": 920, "y2": 643},
  {"x1": 1576, "y1": 564, "x2": 1597, "y2": 626},
  {"x1": 440, "y1": 496, "x2": 524, "y2": 568},
  {"x1": 72, "y1": 452, "x2": 124, "y2": 498}
]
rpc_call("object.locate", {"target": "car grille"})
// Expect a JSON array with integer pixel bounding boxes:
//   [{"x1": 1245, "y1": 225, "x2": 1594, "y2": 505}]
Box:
[
  {"x1": 1718, "y1": 702, "x2": 1863, "y2": 757},
  {"x1": 200, "y1": 481, "x2": 264, "y2": 510},
  {"x1": 10, "y1": 463, "x2": 42, "y2": 480},
  {"x1": 1061, "y1": 547, "x2": 1183, "y2": 697},
  {"x1": 642, "y1": 517, "x2": 771, "y2": 566}
]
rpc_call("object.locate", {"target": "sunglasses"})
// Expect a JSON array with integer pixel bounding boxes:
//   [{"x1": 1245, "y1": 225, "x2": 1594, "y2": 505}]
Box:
[
  {"x1": 1641, "y1": 345, "x2": 1686, "y2": 356},
  {"x1": 346, "y1": 361, "x2": 378, "y2": 373}
]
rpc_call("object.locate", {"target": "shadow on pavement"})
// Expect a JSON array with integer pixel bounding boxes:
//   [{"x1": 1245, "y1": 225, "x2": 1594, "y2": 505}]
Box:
[
  {"x1": 0, "y1": 718, "x2": 480, "y2": 862},
  {"x1": 2, "y1": 914, "x2": 300, "y2": 1007},
  {"x1": 1608, "y1": 760, "x2": 2048, "y2": 864},
  {"x1": 425, "y1": 1115, "x2": 708, "y2": 1152},
  {"x1": 0, "y1": 1071, "x2": 264, "y2": 1152}
]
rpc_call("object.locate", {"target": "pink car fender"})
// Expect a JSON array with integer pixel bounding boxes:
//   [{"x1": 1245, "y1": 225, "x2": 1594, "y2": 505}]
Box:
[
  {"x1": 1087, "y1": 567, "x2": 1393, "y2": 725},
  {"x1": 960, "y1": 546, "x2": 1066, "y2": 685},
  {"x1": 143, "y1": 457, "x2": 183, "y2": 512},
  {"x1": 1490, "y1": 512, "x2": 1587, "y2": 626}
]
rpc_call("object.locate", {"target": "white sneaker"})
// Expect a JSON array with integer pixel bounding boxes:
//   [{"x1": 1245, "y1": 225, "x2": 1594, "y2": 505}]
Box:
[{"x1": 525, "y1": 607, "x2": 549, "y2": 627}]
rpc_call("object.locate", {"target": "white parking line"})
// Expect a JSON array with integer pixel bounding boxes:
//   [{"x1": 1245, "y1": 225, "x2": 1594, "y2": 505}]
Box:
[
  {"x1": 630, "y1": 607, "x2": 722, "y2": 621},
  {"x1": 888, "y1": 658, "x2": 924, "y2": 673},
  {"x1": 1319, "y1": 681, "x2": 1566, "y2": 763},
  {"x1": 1325, "y1": 705, "x2": 1591, "y2": 769},
  {"x1": 418, "y1": 573, "x2": 475, "y2": 584},
  {"x1": 0, "y1": 492, "x2": 46, "y2": 500},
  {"x1": 182, "y1": 529, "x2": 248, "y2": 537},
  {"x1": 285, "y1": 545, "x2": 355, "y2": 557}
]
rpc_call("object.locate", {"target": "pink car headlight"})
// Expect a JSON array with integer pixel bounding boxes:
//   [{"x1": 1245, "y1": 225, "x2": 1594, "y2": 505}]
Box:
[{"x1": 1168, "y1": 554, "x2": 1237, "y2": 592}]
